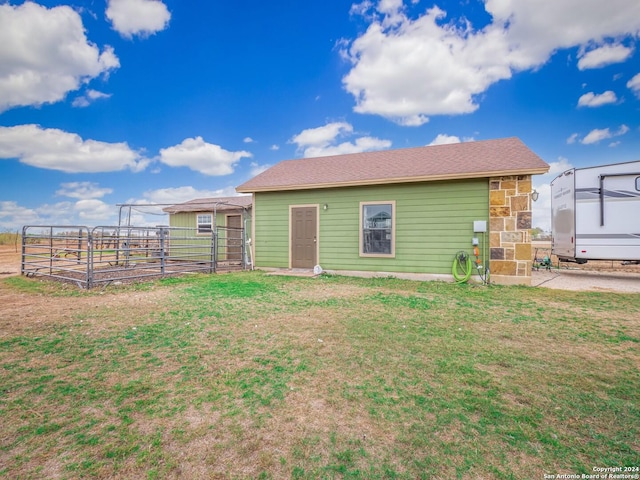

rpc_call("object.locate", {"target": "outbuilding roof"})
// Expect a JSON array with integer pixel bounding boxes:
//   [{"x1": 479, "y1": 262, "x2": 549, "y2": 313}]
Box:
[
  {"x1": 163, "y1": 195, "x2": 252, "y2": 214},
  {"x1": 236, "y1": 137, "x2": 548, "y2": 193}
]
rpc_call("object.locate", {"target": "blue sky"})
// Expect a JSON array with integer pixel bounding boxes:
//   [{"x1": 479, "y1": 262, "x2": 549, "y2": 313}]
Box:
[{"x1": 1, "y1": 0, "x2": 639, "y2": 232}]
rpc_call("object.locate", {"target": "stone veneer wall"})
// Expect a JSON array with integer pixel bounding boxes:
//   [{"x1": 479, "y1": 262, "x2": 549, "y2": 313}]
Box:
[{"x1": 489, "y1": 175, "x2": 532, "y2": 285}]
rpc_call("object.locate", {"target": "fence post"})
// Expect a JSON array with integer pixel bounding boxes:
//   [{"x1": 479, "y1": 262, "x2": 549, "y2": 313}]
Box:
[
  {"x1": 211, "y1": 231, "x2": 217, "y2": 273},
  {"x1": 20, "y1": 226, "x2": 27, "y2": 275},
  {"x1": 241, "y1": 227, "x2": 246, "y2": 270},
  {"x1": 159, "y1": 228, "x2": 166, "y2": 276},
  {"x1": 77, "y1": 228, "x2": 83, "y2": 264},
  {"x1": 87, "y1": 228, "x2": 93, "y2": 289},
  {"x1": 49, "y1": 226, "x2": 53, "y2": 275}
]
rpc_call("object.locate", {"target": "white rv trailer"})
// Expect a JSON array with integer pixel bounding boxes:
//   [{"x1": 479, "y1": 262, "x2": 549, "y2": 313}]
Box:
[{"x1": 551, "y1": 160, "x2": 640, "y2": 263}]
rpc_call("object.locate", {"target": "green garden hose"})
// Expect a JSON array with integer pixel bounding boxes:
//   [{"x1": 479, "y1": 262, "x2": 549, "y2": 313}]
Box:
[{"x1": 452, "y1": 251, "x2": 472, "y2": 284}]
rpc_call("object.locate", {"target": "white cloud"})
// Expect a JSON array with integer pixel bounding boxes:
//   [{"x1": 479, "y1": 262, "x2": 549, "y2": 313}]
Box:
[
  {"x1": 291, "y1": 122, "x2": 354, "y2": 148},
  {"x1": 566, "y1": 133, "x2": 579, "y2": 144},
  {"x1": 72, "y1": 89, "x2": 112, "y2": 108},
  {"x1": 75, "y1": 199, "x2": 116, "y2": 221},
  {"x1": 159, "y1": 137, "x2": 252, "y2": 176},
  {"x1": 428, "y1": 134, "x2": 461, "y2": 146},
  {"x1": 290, "y1": 122, "x2": 391, "y2": 158},
  {"x1": 302, "y1": 137, "x2": 392, "y2": 158},
  {"x1": 141, "y1": 186, "x2": 242, "y2": 205},
  {"x1": 577, "y1": 44, "x2": 634, "y2": 70},
  {"x1": 243, "y1": 137, "x2": 254, "y2": 143},
  {"x1": 270, "y1": 144, "x2": 280, "y2": 151},
  {"x1": 342, "y1": 0, "x2": 640, "y2": 125},
  {"x1": 547, "y1": 157, "x2": 573, "y2": 177},
  {"x1": 531, "y1": 182, "x2": 552, "y2": 232},
  {"x1": 342, "y1": 6, "x2": 512, "y2": 125},
  {"x1": 581, "y1": 125, "x2": 629, "y2": 144},
  {"x1": 106, "y1": 0, "x2": 171, "y2": 39},
  {"x1": 0, "y1": 201, "x2": 40, "y2": 229},
  {"x1": 0, "y1": 199, "x2": 118, "y2": 229},
  {"x1": 0, "y1": 124, "x2": 149, "y2": 173},
  {"x1": 0, "y1": 2, "x2": 119, "y2": 112},
  {"x1": 577, "y1": 91, "x2": 617, "y2": 107},
  {"x1": 116, "y1": 186, "x2": 248, "y2": 227},
  {"x1": 250, "y1": 162, "x2": 271, "y2": 176},
  {"x1": 627, "y1": 73, "x2": 640, "y2": 97},
  {"x1": 531, "y1": 157, "x2": 574, "y2": 232},
  {"x1": 56, "y1": 182, "x2": 113, "y2": 199}
]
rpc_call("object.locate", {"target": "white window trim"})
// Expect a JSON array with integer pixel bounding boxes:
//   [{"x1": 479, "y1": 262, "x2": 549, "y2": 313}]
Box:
[
  {"x1": 196, "y1": 213, "x2": 213, "y2": 235},
  {"x1": 359, "y1": 201, "x2": 396, "y2": 258}
]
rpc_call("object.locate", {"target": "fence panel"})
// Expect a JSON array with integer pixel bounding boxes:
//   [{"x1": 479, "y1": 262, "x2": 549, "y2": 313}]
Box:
[
  {"x1": 21, "y1": 225, "x2": 246, "y2": 288},
  {"x1": 215, "y1": 225, "x2": 245, "y2": 271},
  {"x1": 22, "y1": 226, "x2": 92, "y2": 288}
]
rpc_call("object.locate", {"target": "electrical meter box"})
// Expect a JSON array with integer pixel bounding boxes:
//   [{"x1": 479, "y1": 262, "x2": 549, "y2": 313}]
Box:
[{"x1": 473, "y1": 220, "x2": 487, "y2": 233}]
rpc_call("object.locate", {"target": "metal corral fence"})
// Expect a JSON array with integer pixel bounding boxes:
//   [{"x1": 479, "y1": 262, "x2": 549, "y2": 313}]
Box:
[{"x1": 21, "y1": 225, "x2": 247, "y2": 289}]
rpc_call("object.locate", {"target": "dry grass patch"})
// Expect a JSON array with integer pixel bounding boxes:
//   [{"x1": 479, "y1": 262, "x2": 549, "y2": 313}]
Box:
[{"x1": 1, "y1": 271, "x2": 638, "y2": 479}]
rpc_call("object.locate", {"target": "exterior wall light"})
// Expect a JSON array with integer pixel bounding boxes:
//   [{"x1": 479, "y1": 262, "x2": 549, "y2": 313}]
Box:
[
  {"x1": 323, "y1": 203, "x2": 329, "y2": 210},
  {"x1": 531, "y1": 189, "x2": 539, "y2": 202}
]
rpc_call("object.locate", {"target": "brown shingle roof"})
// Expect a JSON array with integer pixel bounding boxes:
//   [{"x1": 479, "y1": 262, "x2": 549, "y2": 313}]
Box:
[
  {"x1": 163, "y1": 195, "x2": 252, "y2": 214},
  {"x1": 236, "y1": 137, "x2": 548, "y2": 193}
]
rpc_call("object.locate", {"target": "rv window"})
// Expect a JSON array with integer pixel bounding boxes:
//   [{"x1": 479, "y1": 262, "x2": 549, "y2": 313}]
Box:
[
  {"x1": 360, "y1": 201, "x2": 396, "y2": 257},
  {"x1": 636, "y1": 177, "x2": 640, "y2": 191}
]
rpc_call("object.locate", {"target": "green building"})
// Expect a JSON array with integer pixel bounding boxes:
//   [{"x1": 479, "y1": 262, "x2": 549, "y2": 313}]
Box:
[{"x1": 236, "y1": 138, "x2": 548, "y2": 285}]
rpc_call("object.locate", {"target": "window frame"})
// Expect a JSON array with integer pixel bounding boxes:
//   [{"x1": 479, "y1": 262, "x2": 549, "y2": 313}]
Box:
[
  {"x1": 196, "y1": 213, "x2": 213, "y2": 235},
  {"x1": 359, "y1": 201, "x2": 396, "y2": 258},
  {"x1": 636, "y1": 176, "x2": 640, "y2": 191}
]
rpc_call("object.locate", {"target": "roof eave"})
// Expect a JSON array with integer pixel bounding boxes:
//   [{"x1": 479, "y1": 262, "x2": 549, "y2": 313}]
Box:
[{"x1": 235, "y1": 167, "x2": 550, "y2": 193}]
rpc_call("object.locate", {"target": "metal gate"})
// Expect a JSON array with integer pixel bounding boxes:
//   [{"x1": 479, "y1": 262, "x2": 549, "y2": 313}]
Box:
[{"x1": 21, "y1": 224, "x2": 246, "y2": 289}]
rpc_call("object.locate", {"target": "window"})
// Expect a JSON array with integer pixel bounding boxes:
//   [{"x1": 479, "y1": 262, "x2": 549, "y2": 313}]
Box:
[
  {"x1": 636, "y1": 177, "x2": 640, "y2": 191},
  {"x1": 197, "y1": 214, "x2": 212, "y2": 234},
  {"x1": 360, "y1": 201, "x2": 395, "y2": 257}
]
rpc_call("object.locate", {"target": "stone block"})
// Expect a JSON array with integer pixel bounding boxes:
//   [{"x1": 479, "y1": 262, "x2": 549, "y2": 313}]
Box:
[
  {"x1": 501, "y1": 231, "x2": 523, "y2": 243},
  {"x1": 490, "y1": 232, "x2": 501, "y2": 248},
  {"x1": 504, "y1": 248, "x2": 515, "y2": 260},
  {"x1": 501, "y1": 180, "x2": 516, "y2": 190},
  {"x1": 490, "y1": 217, "x2": 504, "y2": 232},
  {"x1": 515, "y1": 243, "x2": 531, "y2": 261},
  {"x1": 505, "y1": 218, "x2": 516, "y2": 231},
  {"x1": 517, "y1": 211, "x2": 532, "y2": 230},
  {"x1": 490, "y1": 180, "x2": 500, "y2": 190},
  {"x1": 511, "y1": 195, "x2": 529, "y2": 212},
  {"x1": 490, "y1": 206, "x2": 511, "y2": 218},
  {"x1": 490, "y1": 190, "x2": 506, "y2": 206},
  {"x1": 518, "y1": 179, "x2": 532, "y2": 194},
  {"x1": 491, "y1": 248, "x2": 504, "y2": 260},
  {"x1": 489, "y1": 260, "x2": 517, "y2": 275}
]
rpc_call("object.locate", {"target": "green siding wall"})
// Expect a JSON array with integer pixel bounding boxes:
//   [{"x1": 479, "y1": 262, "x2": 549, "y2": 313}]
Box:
[
  {"x1": 254, "y1": 180, "x2": 489, "y2": 274},
  {"x1": 167, "y1": 210, "x2": 252, "y2": 261}
]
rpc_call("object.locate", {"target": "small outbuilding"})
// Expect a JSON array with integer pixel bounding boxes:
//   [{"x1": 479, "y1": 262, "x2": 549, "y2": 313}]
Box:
[
  {"x1": 163, "y1": 196, "x2": 252, "y2": 232},
  {"x1": 163, "y1": 196, "x2": 252, "y2": 268},
  {"x1": 236, "y1": 137, "x2": 549, "y2": 285}
]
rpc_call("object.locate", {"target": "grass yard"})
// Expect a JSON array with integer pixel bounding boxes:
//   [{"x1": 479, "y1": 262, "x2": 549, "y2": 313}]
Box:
[{"x1": 0, "y1": 272, "x2": 638, "y2": 479}]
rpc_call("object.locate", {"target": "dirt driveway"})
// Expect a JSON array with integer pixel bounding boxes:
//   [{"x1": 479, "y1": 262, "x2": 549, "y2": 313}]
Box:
[
  {"x1": 531, "y1": 241, "x2": 640, "y2": 293},
  {"x1": 532, "y1": 268, "x2": 640, "y2": 293}
]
